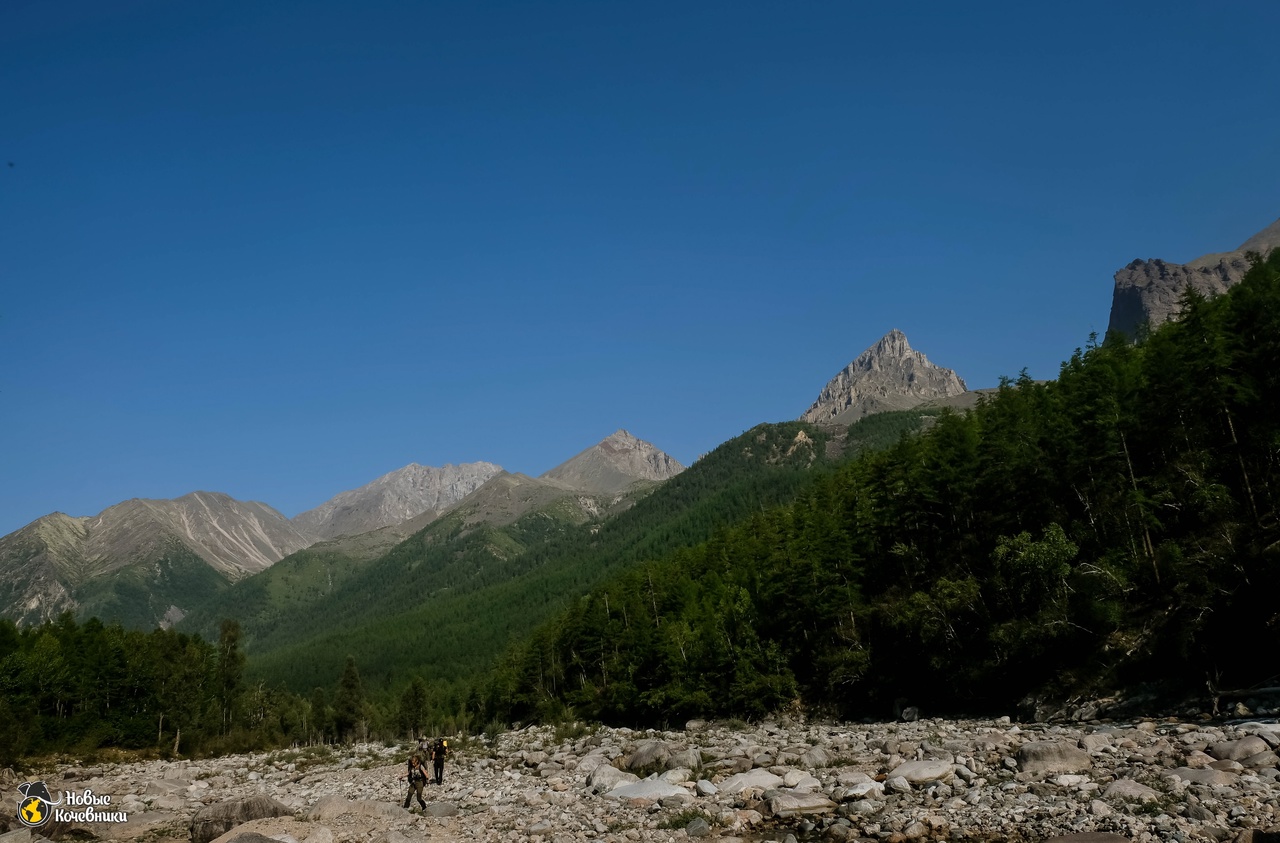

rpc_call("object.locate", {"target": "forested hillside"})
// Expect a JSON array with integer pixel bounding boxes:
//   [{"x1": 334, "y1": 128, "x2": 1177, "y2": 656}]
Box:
[
  {"x1": 242, "y1": 422, "x2": 853, "y2": 694},
  {"x1": 482, "y1": 250, "x2": 1280, "y2": 727}
]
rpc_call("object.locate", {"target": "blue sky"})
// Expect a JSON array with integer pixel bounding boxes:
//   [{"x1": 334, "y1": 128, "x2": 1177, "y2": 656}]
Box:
[{"x1": 2, "y1": 1, "x2": 1278, "y2": 536}]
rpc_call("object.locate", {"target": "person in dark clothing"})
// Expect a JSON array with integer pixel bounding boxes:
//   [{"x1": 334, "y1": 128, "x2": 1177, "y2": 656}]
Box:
[
  {"x1": 400, "y1": 754, "x2": 428, "y2": 810},
  {"x1": 431, "y1": 738, "x2": 448, "y2": 786}
]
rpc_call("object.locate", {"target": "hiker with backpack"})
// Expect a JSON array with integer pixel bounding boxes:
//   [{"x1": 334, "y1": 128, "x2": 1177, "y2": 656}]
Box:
[
  {"x1": 400, "y1": 754, "x2": 428, "y2": 810},
  {"x1": 431, "y1": 737, "x2": 449, "y2": 786}
]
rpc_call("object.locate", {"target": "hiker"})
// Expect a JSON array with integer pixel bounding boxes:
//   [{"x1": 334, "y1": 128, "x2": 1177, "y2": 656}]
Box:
[
  {"x1": 416, "y1": 734, "x2": 432, "y2": 757},
  {"x1": 400, "y1": 754, "x2": 428, "y2": 810},
  {"x1": 431, "y1": 737, "x2": 448, "y2": 786}
]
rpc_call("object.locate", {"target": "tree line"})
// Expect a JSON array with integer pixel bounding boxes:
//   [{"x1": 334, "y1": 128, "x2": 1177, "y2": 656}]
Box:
[
  {"x1": 0, "y1": 616, "x2": 454, "y2": 766},
  {"x1": 478, "y1": 249, "x2": 1280, "y2": 726}
]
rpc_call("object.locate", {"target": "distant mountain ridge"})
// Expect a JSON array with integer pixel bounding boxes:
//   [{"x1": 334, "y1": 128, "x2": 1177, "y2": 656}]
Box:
[
  {"x1": 1108, "y1": 217, "x2": 1280, "y2": 337},
  {"x1": 0, "y1": 491, "x2": 313, "y2": 626},
  {"x1": 800, "y1": 329, "x2": 968, "y2": 426},
  {"x1": 292, "y1": 461, "x2": 503, "y2": 539}
]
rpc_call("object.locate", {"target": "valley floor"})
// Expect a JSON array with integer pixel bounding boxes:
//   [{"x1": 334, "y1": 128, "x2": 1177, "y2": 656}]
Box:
[{"x1": 4, "y1": 715, "x2": 1279, "y2": 843}]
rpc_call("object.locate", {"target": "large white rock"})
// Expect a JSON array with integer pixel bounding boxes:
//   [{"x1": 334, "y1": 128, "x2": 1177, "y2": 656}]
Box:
[
  {"x1": 765, "y1": 792, "x2": 837, "y2": 818},
  {"x1": 718, "y1": 769, "x2": 784, "y2": 794},
  {"x1": 888, "y1": 759, "x2": 954, "y2": 783},
  {"x1": 587, "y1": 765, "x2": 639, "y2": 794},
  {"x1": 604, "y1": 780, "x2": 691, "y2": 801}
]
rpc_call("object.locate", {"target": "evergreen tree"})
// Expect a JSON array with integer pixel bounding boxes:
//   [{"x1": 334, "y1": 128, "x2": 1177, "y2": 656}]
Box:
[
  {"x1": 398, "y1": 676, "x2": 427, "y2": 738},
  {"x1": 332, "y1": 656, "x2": 366, "y2": 743}
]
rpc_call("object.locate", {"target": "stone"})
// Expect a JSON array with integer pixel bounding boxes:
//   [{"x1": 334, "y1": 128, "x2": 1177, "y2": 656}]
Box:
[
  {"x1": 764, "y1": 793, "x2": 837, "y2": 818},
  {"x1": 604, "y1": 780, "x2": 690, "y2": 801},
  {"x1": 888, "y1": 759, "x2": 954, "y2": 783},
  {"x1": 370, "y1": 833, "x2": 413, "y2": 843},
  {"x1": 1104, "y1": 779, "x2": 1160, "y2": 802},
  {"x1": 799, "y1": 747, "x2": 831, "y2": 768},
  {"x1": 622, "y1": 739, "x2": 670, "y2": 772},
  {"x1": 190, "y1": 796, "x2": 293, "y2": 843},
  {"x1": 686, "y1": 818, "x2": 712, "y2": 837},
  {"x1": 1230, "y1": 831, "x2": 1280, "y2": 843},
  {"x1": 1080, "y1": 734, "x2": 1113, "y2": 753},
  {"x1": 659, "y1": 767, "x2": 692, "y2": 784},
  {"x1": 422, "y1": 802, "x2": 458, "y2": 817},
  {"x1": 222, "y1": 834, "x2": 281, "y2": 843},
  {"x1": 586, "y1": 765, "x2": 638, "y2": 793},
  {"x1": 884, "y1": 776, "x2": 912, "y2": 794},
  {"x1": 1210, "y1": 736, "x2": 1271, "y2": 762},
  {"x1": 668, "y1": 748, "x2": 702, "y2": 770},
  {"x1": 1167, "y1": 767, "x2": 1240, "y2": 786},
  {"x1": 1016, "y1": 741, "x2": 1093, "y2": 775},
  {"x1": 1041, "y1": 835, "x2": 1130, "y2": 843},
  {"x1": 718, "y1": 769, "x2": 783, "y2": 794},
  {"x1": 1246, "y1": 751, "x2": 1280, "y2": 769}
]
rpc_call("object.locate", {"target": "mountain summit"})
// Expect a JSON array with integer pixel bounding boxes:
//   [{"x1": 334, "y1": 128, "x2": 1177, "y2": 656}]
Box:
[
  {"x1": 540, "y1": 430, "x2": 684, "y2": 494},
  {"x1": 1108, "y1": 217, "x2": 1280, "y2": 337},
  {"x1": 0, "y1": 491, "x2": 313, "y2": 626},
  {"x1": 800, "y1": 329, "x2": 967, "y2": 426},
  {"x1": 292, "y1": 461, "x2": 503, "y2": 540}
]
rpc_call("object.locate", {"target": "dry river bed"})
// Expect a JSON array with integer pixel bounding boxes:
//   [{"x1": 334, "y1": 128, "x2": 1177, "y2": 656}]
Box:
[{"x1": 4, "y1": 716, "x2": 1280, "y2": 843}]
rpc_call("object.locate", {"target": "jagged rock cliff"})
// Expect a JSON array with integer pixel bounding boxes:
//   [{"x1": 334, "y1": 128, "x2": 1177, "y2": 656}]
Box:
[
  {"x1": 292, "y1": 461, "x2": 503, "y2": 539},
  {"x1": 1108, "y1": 217, "x2": 1280, "y2": 337},
  {"x1": 800, "y1": 329, "x2": 967, "y2": 426}
]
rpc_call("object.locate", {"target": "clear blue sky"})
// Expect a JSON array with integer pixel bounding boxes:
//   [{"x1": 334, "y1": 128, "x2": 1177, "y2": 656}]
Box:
[{"x1": 3, "y1": 1, "x2": 1278, "y2": 536}]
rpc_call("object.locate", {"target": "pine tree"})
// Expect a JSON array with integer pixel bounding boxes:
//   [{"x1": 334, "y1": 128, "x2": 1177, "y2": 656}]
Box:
[{"x1": 333, "y1": 656, "x2": 366, "y2": 743}]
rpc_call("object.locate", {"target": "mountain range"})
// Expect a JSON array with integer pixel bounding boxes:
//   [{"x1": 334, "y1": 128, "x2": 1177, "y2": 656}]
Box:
[
  {"x1": 5, "y1": 211, "x2": 1277, "y2": 637},
  {"x1": 0, "y1": 430, "x2": 686, "y2": 628},
  {"x1": 0, "y1": 326, "x2": 1041, "y2": 633},
  {"x1": 0, "y1": 492, "x2": 311, "y2": 627}
]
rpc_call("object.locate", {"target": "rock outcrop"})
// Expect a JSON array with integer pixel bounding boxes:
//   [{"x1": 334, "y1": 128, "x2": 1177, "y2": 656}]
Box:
[
  {"x1": 9, "y1": 715, "x2": 1280, "y2": 843},
  {"x1": 1108, "y1": 217, "x2": 1280, "y2": 338},
  {"x1": 540, "y1": 430, "x2": 684, "y2": 495},
  {"x1": 292, "y1": 461, "x2": 504, "y2": 540},
  {"x1": 800, "y1": 330, "x2": 968, "y2": 426}
]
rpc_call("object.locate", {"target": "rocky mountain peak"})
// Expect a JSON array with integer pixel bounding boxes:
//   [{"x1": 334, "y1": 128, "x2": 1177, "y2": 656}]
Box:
[
  {"x1": 292, "y1": 461, "x2": 504, "y2": 540},
  {"x1": 540, "y1": 430, "x2": 684, "y2": 494},
  {"x1": 800, "y1": 330, "x2": 968, "y2": 426},
  {"x1": 1108, "y1": 216, "x2": 1279, "y2": 337}
]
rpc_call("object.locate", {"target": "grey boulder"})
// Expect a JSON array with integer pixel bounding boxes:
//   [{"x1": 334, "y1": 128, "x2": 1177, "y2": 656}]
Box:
[
  {"x1": 190, "y1": 796, "x2": 293, "y2": 843},
  {"x1": 1016, "y1": 741, "x2": 1092, "y2": 775}
]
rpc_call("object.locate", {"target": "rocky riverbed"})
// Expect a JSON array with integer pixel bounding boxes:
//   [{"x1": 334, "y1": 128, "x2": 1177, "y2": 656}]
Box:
[{"x1": 4, "y1": 715, "x2": 1280, "y2": 843}]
